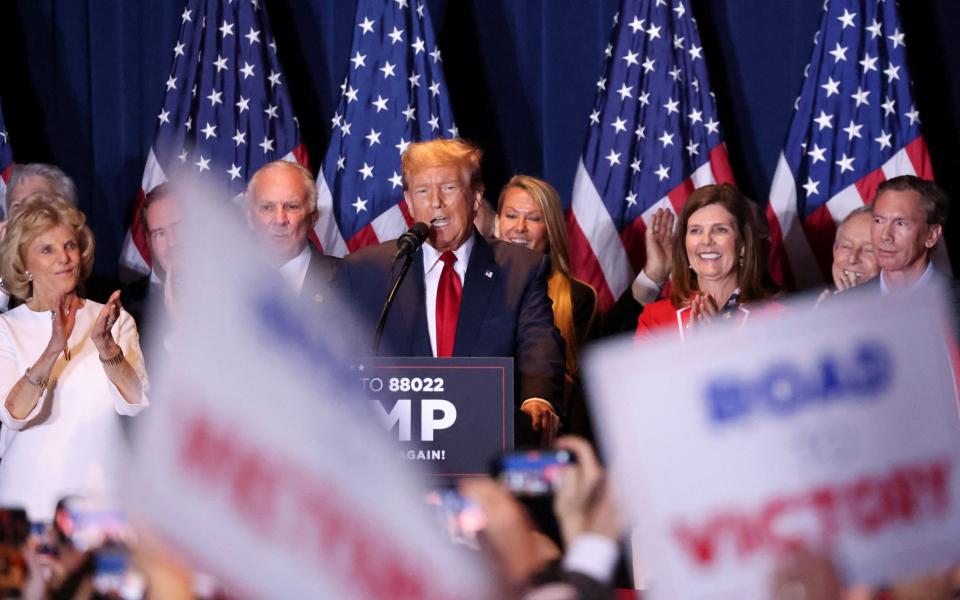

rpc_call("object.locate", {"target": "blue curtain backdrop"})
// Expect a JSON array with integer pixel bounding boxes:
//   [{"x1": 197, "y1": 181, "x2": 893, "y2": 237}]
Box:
[{"x1": 2, "y1": 0, "x2": 958, "y2": 279}]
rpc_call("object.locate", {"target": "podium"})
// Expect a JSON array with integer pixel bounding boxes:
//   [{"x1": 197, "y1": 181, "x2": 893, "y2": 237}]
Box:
[{"x1": 355, "y1": 357, "x2": 514, "y2": 478}]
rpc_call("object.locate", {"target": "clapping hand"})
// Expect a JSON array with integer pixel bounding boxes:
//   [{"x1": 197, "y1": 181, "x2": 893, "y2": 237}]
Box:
[
  {"x1": 689, "y1": 292, "x2": 719, "y2": 327},
  {"x1": 91, "y1": 290, "x2": 122, "y2": 355},
  {"x1": 48, "y1": 292, "x2": 81, "y2": 360}
]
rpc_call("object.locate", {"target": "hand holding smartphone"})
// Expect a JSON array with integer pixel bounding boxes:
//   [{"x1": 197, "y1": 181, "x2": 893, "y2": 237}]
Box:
[{"x1": 492, "y1": 449, "x2": 576, "y2": 497}]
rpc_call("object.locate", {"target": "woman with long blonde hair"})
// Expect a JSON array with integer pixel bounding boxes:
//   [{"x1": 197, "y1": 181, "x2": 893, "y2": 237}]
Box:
[{"x1": 496, "y1": 175, "x2": 596, "y2": 439}]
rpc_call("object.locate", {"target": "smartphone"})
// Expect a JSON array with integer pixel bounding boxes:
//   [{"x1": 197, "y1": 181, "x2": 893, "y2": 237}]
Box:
[
  {"x1": 53, "y1": 497, "x2": 135, "y2": 552},
  {"x1": 93, "y1": 546, "x2": 146, "y2": 600},
  {"x1": 53, "y1": 498, "x2": 145, "y2": 599},
  {"x1": 492, "y1": 449, "x2": 576, "y2": 497},
  {"x1": 0, "y1": 508, "x2": 29, "y2": 596},
  {"x1": 424, "y1": 488, "x2": 486, "y2": 548}
]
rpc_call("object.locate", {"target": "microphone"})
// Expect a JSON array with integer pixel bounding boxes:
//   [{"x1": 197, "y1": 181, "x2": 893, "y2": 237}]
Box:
[
  {"x1": 394, "y1": 222, "x2": 430, "y2": 261},
  {"x1": 377, "y1": 221, "x2": 430, "y2": 353}
]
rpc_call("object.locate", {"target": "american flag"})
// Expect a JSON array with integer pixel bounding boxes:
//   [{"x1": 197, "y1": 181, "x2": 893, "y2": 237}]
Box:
[
  {"x1": 315, "y1": 0, "x2": 455, "y2": 256},
  {"x1": 0, "y1": 101, "x2": 13, "y2": 220},
  {"x1": 119, "y1": 0, "x2": 307, "y2": 278},
  {"x1": 765, "y1": 0, "x2": 939, "y2": 290},
  {"x1": 567, "y1": 0, "x2": 734, "y2": 311}
]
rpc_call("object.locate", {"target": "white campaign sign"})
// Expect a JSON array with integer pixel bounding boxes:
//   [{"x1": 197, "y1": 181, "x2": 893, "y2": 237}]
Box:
[
  {"x1": 126, "y1": 181, "x2": 489, "y2": 599},
  {"x1": 585, "y1": 284, "x2": 960, "y2": 600}
]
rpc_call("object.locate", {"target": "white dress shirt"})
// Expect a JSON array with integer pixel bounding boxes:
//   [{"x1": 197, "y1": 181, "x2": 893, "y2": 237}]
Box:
[
  {"x1": 421, "y1": 235, "x2": 475, "y2": 357},
  {"x1": 562, "y1": 533, "x2": 620, "y2": 584},
  {"x1": 879, "y1": 260, "x2": 935, "y2": 295},
  {"x1": 278, "y1": 244, "x2": 312, "y2": 294},
  {"x1": 421, "y1": 235, "x2": 554, "y2": 415},
  {"x1": 630, "y1": 269, "x2": 663, "y2": 305}
]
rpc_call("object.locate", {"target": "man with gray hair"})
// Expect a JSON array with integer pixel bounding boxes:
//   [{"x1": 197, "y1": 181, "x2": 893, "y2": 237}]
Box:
[
  {"x1": 814, "y1": 205, "x2": 879, "y2": 306},
  {"x1": 246, "y1": 160, "x2": 339, "y2": 302},
  {"x1": 4, "y1": 162, "x2": 77, "y2": 217},
  {"x1": 830, "y1": 205, "x2": 879, "y2": 291}
]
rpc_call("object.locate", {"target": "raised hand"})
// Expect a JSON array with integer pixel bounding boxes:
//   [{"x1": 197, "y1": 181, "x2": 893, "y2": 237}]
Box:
[
  {"x1": 551, "y1": 436, "x2": 621, "y2": 550},
  {"x1": 644, "y1": 207, "x2": 676, "y2": 285}
]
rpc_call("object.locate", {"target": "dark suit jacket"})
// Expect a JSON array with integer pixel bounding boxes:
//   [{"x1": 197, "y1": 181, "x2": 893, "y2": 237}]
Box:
[
  {"x1": 301, "y1": 245, "x2": 340, "y2": 307},
  {"x1": 565, "y1": 278, "x2": 598, "y2": 442},
  {"x1": 851, "y1": 267, "x2": 960, "y2": 340},
  {"x1": 122, "y1": 275, "x2": 165, "y2": 372},
  {"x1": 339, "y1": 230, "x2": 564, "y2": 408},
  {"x1": 571, "y1": 278, "x2": 598, "y2": 347}
]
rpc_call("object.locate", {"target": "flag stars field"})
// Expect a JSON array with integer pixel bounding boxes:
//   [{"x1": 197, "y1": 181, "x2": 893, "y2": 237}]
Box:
[
  {"x1": 567, "y1": 0, "x2": 735, "y2": 309},
  {"x1": 314, "y1": 0, "x2": 457, "y2": 256},
  {"x1": 765, "y1": 0, "x2": 931, "y2": 290}
]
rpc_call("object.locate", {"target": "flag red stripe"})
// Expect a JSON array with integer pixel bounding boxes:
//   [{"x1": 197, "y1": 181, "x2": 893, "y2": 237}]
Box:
[
  {"x1": 130, "y1": 189, "x2": 152, "y2": 270},
  {"x1": 666, "y1": 178, "x2": 695, "y2": 214},
  {"x1": 619, "y1": 218, "x2": 647, "y2": 275},
  {"x1": 855, "y1": 166, "x2": 887, "y2": 206},
  {"x1": 800, "y1": 204, "x2": 836, "y2": 283},
  {"x1": 566, "y1": 209, "x2": 615, "y2": 311},
  {"x1": 347, "y1": 223, "x2": 380, "y2": 253},
  {"x1": 765, "y1": 204, "x2": 794, "y2": 289},
  {"x1": 293, "y1": 144, "x2": 310, "y2": 171},
  {"x1": 398, "y1": 199, "x2": 414, "y2": 227},
  {"x1": 309, "y1": 230, "x2": 323, "y2": 253},
  {"x1": 905, "y1": 137, "x2": 933, "y2": 180},
  {"x1": 709, "y1": 145, "x2": 735, "y2": 185}
]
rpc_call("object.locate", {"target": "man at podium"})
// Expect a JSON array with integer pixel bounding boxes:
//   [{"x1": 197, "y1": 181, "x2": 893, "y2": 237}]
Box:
[{"x1": 339, "y1": 139, "x2": 564, "y2": 446}]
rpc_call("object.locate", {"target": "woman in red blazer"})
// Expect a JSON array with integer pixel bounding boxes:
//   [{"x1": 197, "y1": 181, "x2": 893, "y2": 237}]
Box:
[{"x1": 636, "y1": 184, "x2": 778, "y2": 340}]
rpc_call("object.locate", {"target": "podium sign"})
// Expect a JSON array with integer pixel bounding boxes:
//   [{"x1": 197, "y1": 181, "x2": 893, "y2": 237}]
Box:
[{"x1": 357, "y1": 357, "x2": 514, "y2": 477}]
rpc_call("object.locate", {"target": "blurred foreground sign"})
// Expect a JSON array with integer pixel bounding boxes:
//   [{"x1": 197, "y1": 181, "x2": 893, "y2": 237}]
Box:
[
  {"x1": 586, "y1": 284, "x2": 960, "y2": 600},
  {"x1": 127, "y1": 181, "x2": 488, "y2": 600}
]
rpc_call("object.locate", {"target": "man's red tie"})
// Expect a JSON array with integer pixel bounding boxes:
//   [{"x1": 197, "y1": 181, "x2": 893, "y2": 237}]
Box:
[{"x1": 436, "y1": 251, "x2": 462, "y2": 357}]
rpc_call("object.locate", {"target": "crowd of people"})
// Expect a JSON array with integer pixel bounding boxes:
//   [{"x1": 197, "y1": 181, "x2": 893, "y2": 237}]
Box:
[{"x1": 0, "y1": 137, "x2": 957, "y2": 598}]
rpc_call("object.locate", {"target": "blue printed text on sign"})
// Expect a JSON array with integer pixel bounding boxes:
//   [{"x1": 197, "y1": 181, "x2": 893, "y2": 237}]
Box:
[{"x1": 705, "y1": 341, "x2": 893, "y2": 425}]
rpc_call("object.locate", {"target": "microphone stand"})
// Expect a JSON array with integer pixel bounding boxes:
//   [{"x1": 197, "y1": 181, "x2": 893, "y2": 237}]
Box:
[{"x1": 373, "y1": 251, "x2": 417, "y2": 355}]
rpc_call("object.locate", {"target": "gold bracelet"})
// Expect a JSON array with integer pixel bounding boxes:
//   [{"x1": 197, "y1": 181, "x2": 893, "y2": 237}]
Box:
[
  {"x1": 99, "y1": 347, "x2": 124, "y2": 366},
  {"x1": 24, "y1": 367, "x2": 48, "y2": 391}
]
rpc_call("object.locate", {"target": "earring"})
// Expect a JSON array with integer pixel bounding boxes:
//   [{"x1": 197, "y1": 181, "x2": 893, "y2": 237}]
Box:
[{"x1": 25, "y1": 270, "x2": 32, "y2": 281}]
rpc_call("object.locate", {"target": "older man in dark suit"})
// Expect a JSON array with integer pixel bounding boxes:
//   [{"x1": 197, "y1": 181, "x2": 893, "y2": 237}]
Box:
[
  {"x1": 339, "y1": 139, "x2": 564, "y2": 445},
  {"x1": 246, "y1": 161, "x2": 340, "y2": 304}
]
